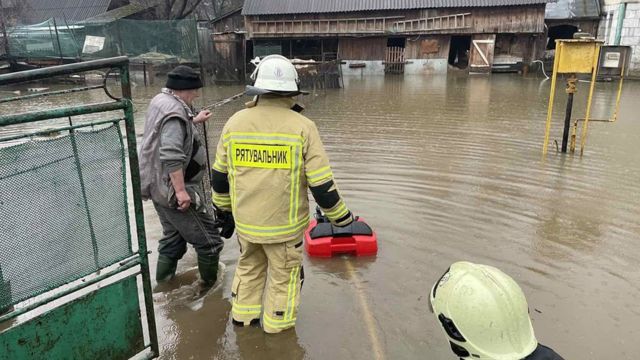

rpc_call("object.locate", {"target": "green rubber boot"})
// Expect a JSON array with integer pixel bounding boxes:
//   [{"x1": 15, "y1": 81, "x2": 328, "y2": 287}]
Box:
[
  {"x1": 198, "y1": 254, "x2": 219, "y2": 288},
  {"x1": 156, "y1": 255, "x2": 178, "y2": 282}
]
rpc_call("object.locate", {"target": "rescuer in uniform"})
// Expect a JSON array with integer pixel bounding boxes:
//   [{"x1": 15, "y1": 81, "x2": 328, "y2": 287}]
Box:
[
  {"x1": 429, "y1": 262, "x2": 564, "y2": 360},
  {"x1": 210, "y1": 55, "x2": 354, "y2": 333},
  {"x1": 139, "y1": 65, "x2": 224, "y2": 290}
]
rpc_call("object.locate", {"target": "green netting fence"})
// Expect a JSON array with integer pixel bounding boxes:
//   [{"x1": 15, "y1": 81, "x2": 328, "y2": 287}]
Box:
[
  {"x1": 6, "y1": 18, "x2": 199, "y2": 64},
  {"x1": 0, "y1": 125, "x2": 132, "y2": 310}
]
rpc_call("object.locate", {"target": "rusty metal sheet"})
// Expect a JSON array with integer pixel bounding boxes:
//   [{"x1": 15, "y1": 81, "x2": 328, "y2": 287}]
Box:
[
  {"x1": 420, "y1": 39, "x2": 440, "y2": 55},
  {"x1": 0, "y1": 277, "x2": 144, "y2": 360}
]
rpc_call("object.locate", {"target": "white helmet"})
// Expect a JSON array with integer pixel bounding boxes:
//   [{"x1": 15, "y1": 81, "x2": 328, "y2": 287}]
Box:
[
  {"x1": 247, "y1": 55, "x2": 304, "y2": 95},
  {"x1": 429, "y1": 262, "x2": 538, "y2": 359}
]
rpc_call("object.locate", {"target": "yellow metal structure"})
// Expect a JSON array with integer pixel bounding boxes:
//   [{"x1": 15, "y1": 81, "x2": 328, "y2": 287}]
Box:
[
  {"x1": 611, "y1": 53, "x2": 626, "y2": 122},
  {"x1": 542, "y1": 39, "x2": 603, "y2": 156},
  {"x1": 557, "y1": 42, "x2": 601, "y2": 74}
]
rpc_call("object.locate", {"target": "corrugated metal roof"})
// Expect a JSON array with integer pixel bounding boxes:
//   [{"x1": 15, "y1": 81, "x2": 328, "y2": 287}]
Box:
[
  {"x1": 545, "y1": 0, "x2": 600, "y2": 20},
  {"x1": 242, "y1": 0, "x2": 551, "y2": 15},
  {"x1": 77, "y1": 3, "x2": 155, "y2": 24},
  {"x1": 24, "y1": 0, "x2": 114, "y2": 25}
]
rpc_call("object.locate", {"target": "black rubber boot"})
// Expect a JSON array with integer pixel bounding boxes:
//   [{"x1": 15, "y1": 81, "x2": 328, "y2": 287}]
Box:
[
  {"x1": 198, "y1": 254, "x2": 219, "y2": 288},
  {"x1": 156, "y1": 255, "x2": 178, "y2": 282}
]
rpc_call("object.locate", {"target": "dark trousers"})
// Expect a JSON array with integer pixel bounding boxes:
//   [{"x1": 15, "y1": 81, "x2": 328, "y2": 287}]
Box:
[{"x1": 153, "y1": 202, "x2": 224, "y2": 260}]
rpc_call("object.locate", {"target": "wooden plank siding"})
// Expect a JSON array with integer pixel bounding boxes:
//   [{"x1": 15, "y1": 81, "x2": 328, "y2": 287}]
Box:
[
  {"x1": 338, "y1": 37, "x2": 387, "y2": 60},
  {"x1": 213, "y1": 10, "x2": 245, "y2": 33},
  {"x1": 469, "y1": 6, "x2": 545, "y2": 34},
  {"x1": 245, "y1": 5, "x2": 546, "y2": 38}
]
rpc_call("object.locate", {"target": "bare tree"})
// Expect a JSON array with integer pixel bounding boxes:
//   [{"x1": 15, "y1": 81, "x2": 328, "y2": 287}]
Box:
[
  {"x1": 134, "y1": 0, "x2": 235, "y2": 20},
  {"x1": 1, "y1": 0, "x2": 31, "y2": 59},
  {"x1": 194, "y1": 0, "x2": 229, "y2": 21}
]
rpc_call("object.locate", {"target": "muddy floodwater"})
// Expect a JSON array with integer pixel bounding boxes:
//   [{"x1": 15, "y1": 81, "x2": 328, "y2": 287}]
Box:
[{"x1": 2, "y1": 74, "x2": 639, "y2": 359}]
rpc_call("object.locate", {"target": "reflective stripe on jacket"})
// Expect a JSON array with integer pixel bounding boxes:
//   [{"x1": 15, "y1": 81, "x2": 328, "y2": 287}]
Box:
[{"x1": 212, "y1": 95, "x2": 350, "y2": 243}]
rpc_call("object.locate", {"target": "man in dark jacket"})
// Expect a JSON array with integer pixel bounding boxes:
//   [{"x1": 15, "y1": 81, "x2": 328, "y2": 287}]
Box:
[{"x1": 139, "y1": 66, "x2": 224, "y2": 289}]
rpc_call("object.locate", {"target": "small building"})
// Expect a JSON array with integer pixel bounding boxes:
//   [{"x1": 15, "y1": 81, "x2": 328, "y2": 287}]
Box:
[
  {"x1": 545, "y1": 0, "x2": 601, "y2": 49},
  {"x1": 241, "y1": 0, "x2": 551, "y2": 75},
  {"x1": 597, "y1": 0, "x2": 640, "y2": 77},
  {"x1": 208, "y1": 7, "x2": 246, "y2": 83}
]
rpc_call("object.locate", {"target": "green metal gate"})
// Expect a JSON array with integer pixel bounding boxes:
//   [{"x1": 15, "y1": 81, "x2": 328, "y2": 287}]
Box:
[{"x1": 0, "y1": 57, "x2": 158, "y2": 359}]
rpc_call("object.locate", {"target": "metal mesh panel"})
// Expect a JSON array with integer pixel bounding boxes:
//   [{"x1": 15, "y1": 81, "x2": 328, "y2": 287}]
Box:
[
  {"x1": 6, "y1": 19, "x2": 199, "y2": 63},
  {"x1": 0, "y1": 125, "x2": 132, "y2": 307}
]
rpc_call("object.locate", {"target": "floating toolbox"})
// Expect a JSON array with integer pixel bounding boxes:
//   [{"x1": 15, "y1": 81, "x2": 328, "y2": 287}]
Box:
[{"x1": 304, "y1": 209, "x2": 378, "y2": 257}]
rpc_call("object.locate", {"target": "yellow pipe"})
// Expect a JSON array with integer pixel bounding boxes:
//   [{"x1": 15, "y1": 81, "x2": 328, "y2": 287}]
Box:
[
  {"x1": 570, "y1": 120, "x2": 577, "y2": 153},
  {"x1": 580, "y1": 44, "x2": 602, "y2": 156},
  {"x1": 542, "y1": 42, "x2": 562, "y2": 156},
  {"x1": 611, "y1": 51, "x2": 626, "y2": 122}
]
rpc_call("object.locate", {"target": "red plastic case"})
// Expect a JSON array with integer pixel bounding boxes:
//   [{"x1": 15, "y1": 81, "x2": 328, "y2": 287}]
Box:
[{"x1": 304, "y1": 218, "x2": 378, "y2": 257}]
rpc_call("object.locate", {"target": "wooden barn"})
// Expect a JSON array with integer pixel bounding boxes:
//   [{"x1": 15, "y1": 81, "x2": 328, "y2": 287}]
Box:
[
  {"x1": 241, "y1": 0, "x2": 551, "y2": 74},
  {"x1": 209, "y1": 7, "x2": 246, "y2": 83}
]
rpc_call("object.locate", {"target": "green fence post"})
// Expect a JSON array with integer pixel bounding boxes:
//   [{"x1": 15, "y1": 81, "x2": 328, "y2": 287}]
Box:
[
  {"x1": 119, "y1": 61, "x2": 159, "y2": 357},
  {"x1": 0, "y1": 265, "x2": 12, "y2": 315}
]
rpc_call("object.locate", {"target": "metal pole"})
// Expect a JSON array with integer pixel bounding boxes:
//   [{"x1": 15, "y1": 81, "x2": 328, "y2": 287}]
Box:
[
  {"x1": 202, "y1": 120, "x2": 212, "y2": 178},
  {"x1": 119, "y1": 62, "x2": 159, "y2": 357},
  {"x1": 570, "y1": 120, "x2": 578, "y2": 153},
  {"x1": 542, "y1": 41, "x2": 562, "y2": 156},
  {"x1": 62, "y1": 14, "x2": 81, "y2": 59},
  {"x1": 143, "y1": 61, "x2": 148, "y2": 87},
  {"x1": 0, "y1": 56, "x2": 129, "y2": 84},
  {"x1": 614, "y1": 2, "x2": 627, "y2": 46},
  {"x1": 580, "y1": 44, "x2": 602, "y2": 156},
  {"x1": 611, "y1": 49, "x2": 627, "y2": 122},
  {"x1": 561, "y1": 74, "x2": 577, "y2": 153},
  {"x1": 52, "y1": 18, "x2": 64, "y2": 63}
]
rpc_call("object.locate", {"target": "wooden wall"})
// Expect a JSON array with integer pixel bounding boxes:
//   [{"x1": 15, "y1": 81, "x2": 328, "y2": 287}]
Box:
[
  {"x1": 339, "y1": 35, "x2": 451, "y2": 61},
  {"x1": 405, "y1": 35, "x2": 451, "y2": 59},
  {"x1": 339, "y1": 37, "x2": 387, "y2": 60},
  {"x1": 212, "y1": 32, "x2": 245, "y2": 82},
  {"x1": 245, "y1": 4, "x2": 547, "y2": 38},
  {"x1": 213, "y1": 11, "x2": 245, "y2": 33},
  {"x1": 469, "y1": 6, "x2": 546, "y2": 34}
]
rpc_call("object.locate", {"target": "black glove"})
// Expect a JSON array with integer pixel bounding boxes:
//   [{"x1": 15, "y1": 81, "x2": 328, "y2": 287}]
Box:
[{"x1": 214, "y1": 207, "x2": 235, "y2": 239}]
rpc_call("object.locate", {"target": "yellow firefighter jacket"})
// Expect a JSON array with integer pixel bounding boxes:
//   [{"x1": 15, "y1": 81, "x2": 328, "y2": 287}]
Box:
[{"x1": 211, "y1": 95, "x2": 352, "y2": 244}]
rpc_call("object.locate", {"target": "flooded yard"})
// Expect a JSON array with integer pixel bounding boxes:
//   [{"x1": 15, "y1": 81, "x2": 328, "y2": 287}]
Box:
[{"x1": 2, "y1": 73, "x2": 639, "y2": 359}]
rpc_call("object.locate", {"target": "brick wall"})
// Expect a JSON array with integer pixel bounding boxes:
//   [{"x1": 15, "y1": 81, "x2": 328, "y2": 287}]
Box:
[{"x1": 598, "y1": 3, "x2": 640, "y2": 76}]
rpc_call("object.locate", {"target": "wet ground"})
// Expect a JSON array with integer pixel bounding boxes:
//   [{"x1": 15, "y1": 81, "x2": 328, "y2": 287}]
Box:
[{"x1": 2, "y1": 73, "x2": 640, "y2": 359}]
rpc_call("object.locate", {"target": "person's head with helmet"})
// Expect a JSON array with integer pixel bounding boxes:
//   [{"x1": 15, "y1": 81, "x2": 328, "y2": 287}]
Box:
[
  {"x1": 429, "y1": 262, "x2": 564, "y2": 360},
  {"x1": 246, "y1": 55, "x2": 308, "y2": 101}
]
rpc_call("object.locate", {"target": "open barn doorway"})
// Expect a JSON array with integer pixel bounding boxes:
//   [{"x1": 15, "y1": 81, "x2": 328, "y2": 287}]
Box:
[
  {"x1": 547, "y1": 25, "x2": 578, "y2": 49},
  {"x1": 448, "y1": 36, "x2": 471, "y2": 69}
]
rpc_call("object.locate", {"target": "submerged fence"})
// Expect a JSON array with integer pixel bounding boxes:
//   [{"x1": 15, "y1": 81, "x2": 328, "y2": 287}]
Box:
[{"x1": 0, "y1": 57, "x2": 158, "y2": 359}]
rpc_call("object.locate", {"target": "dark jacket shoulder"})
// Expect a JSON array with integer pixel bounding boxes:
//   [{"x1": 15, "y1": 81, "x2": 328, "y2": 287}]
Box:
[{"x1": 524, "y1": 344, "x2": 564, "y2": 360}]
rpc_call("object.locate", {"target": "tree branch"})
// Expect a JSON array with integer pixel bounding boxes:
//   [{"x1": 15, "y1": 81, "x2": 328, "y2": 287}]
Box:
[
  {"x1": 176, "y1": 0, "x2": 189, "y2": 19},
  {"x1": 180, "y1": 0, "x2": 203, "y2": 19}
]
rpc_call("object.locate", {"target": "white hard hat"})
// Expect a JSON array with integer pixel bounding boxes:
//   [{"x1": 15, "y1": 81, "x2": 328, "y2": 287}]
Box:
[
  {"x1": 429, "y1": 262, "x2": 538, "y2": 359},
  {"x1": 247, "y1": 54, "x2": 304, "y2": 95}
]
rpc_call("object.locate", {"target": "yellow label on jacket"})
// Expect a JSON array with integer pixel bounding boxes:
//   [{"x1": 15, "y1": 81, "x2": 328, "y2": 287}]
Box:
[{"x1": 232, "y1": 144, "x2": 292, "y2": 169}]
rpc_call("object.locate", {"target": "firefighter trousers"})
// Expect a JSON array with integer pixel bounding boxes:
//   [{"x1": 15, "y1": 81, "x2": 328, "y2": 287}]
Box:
[{"x1": 231, "y1": 236, "x2": 304, "y2": 334}]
